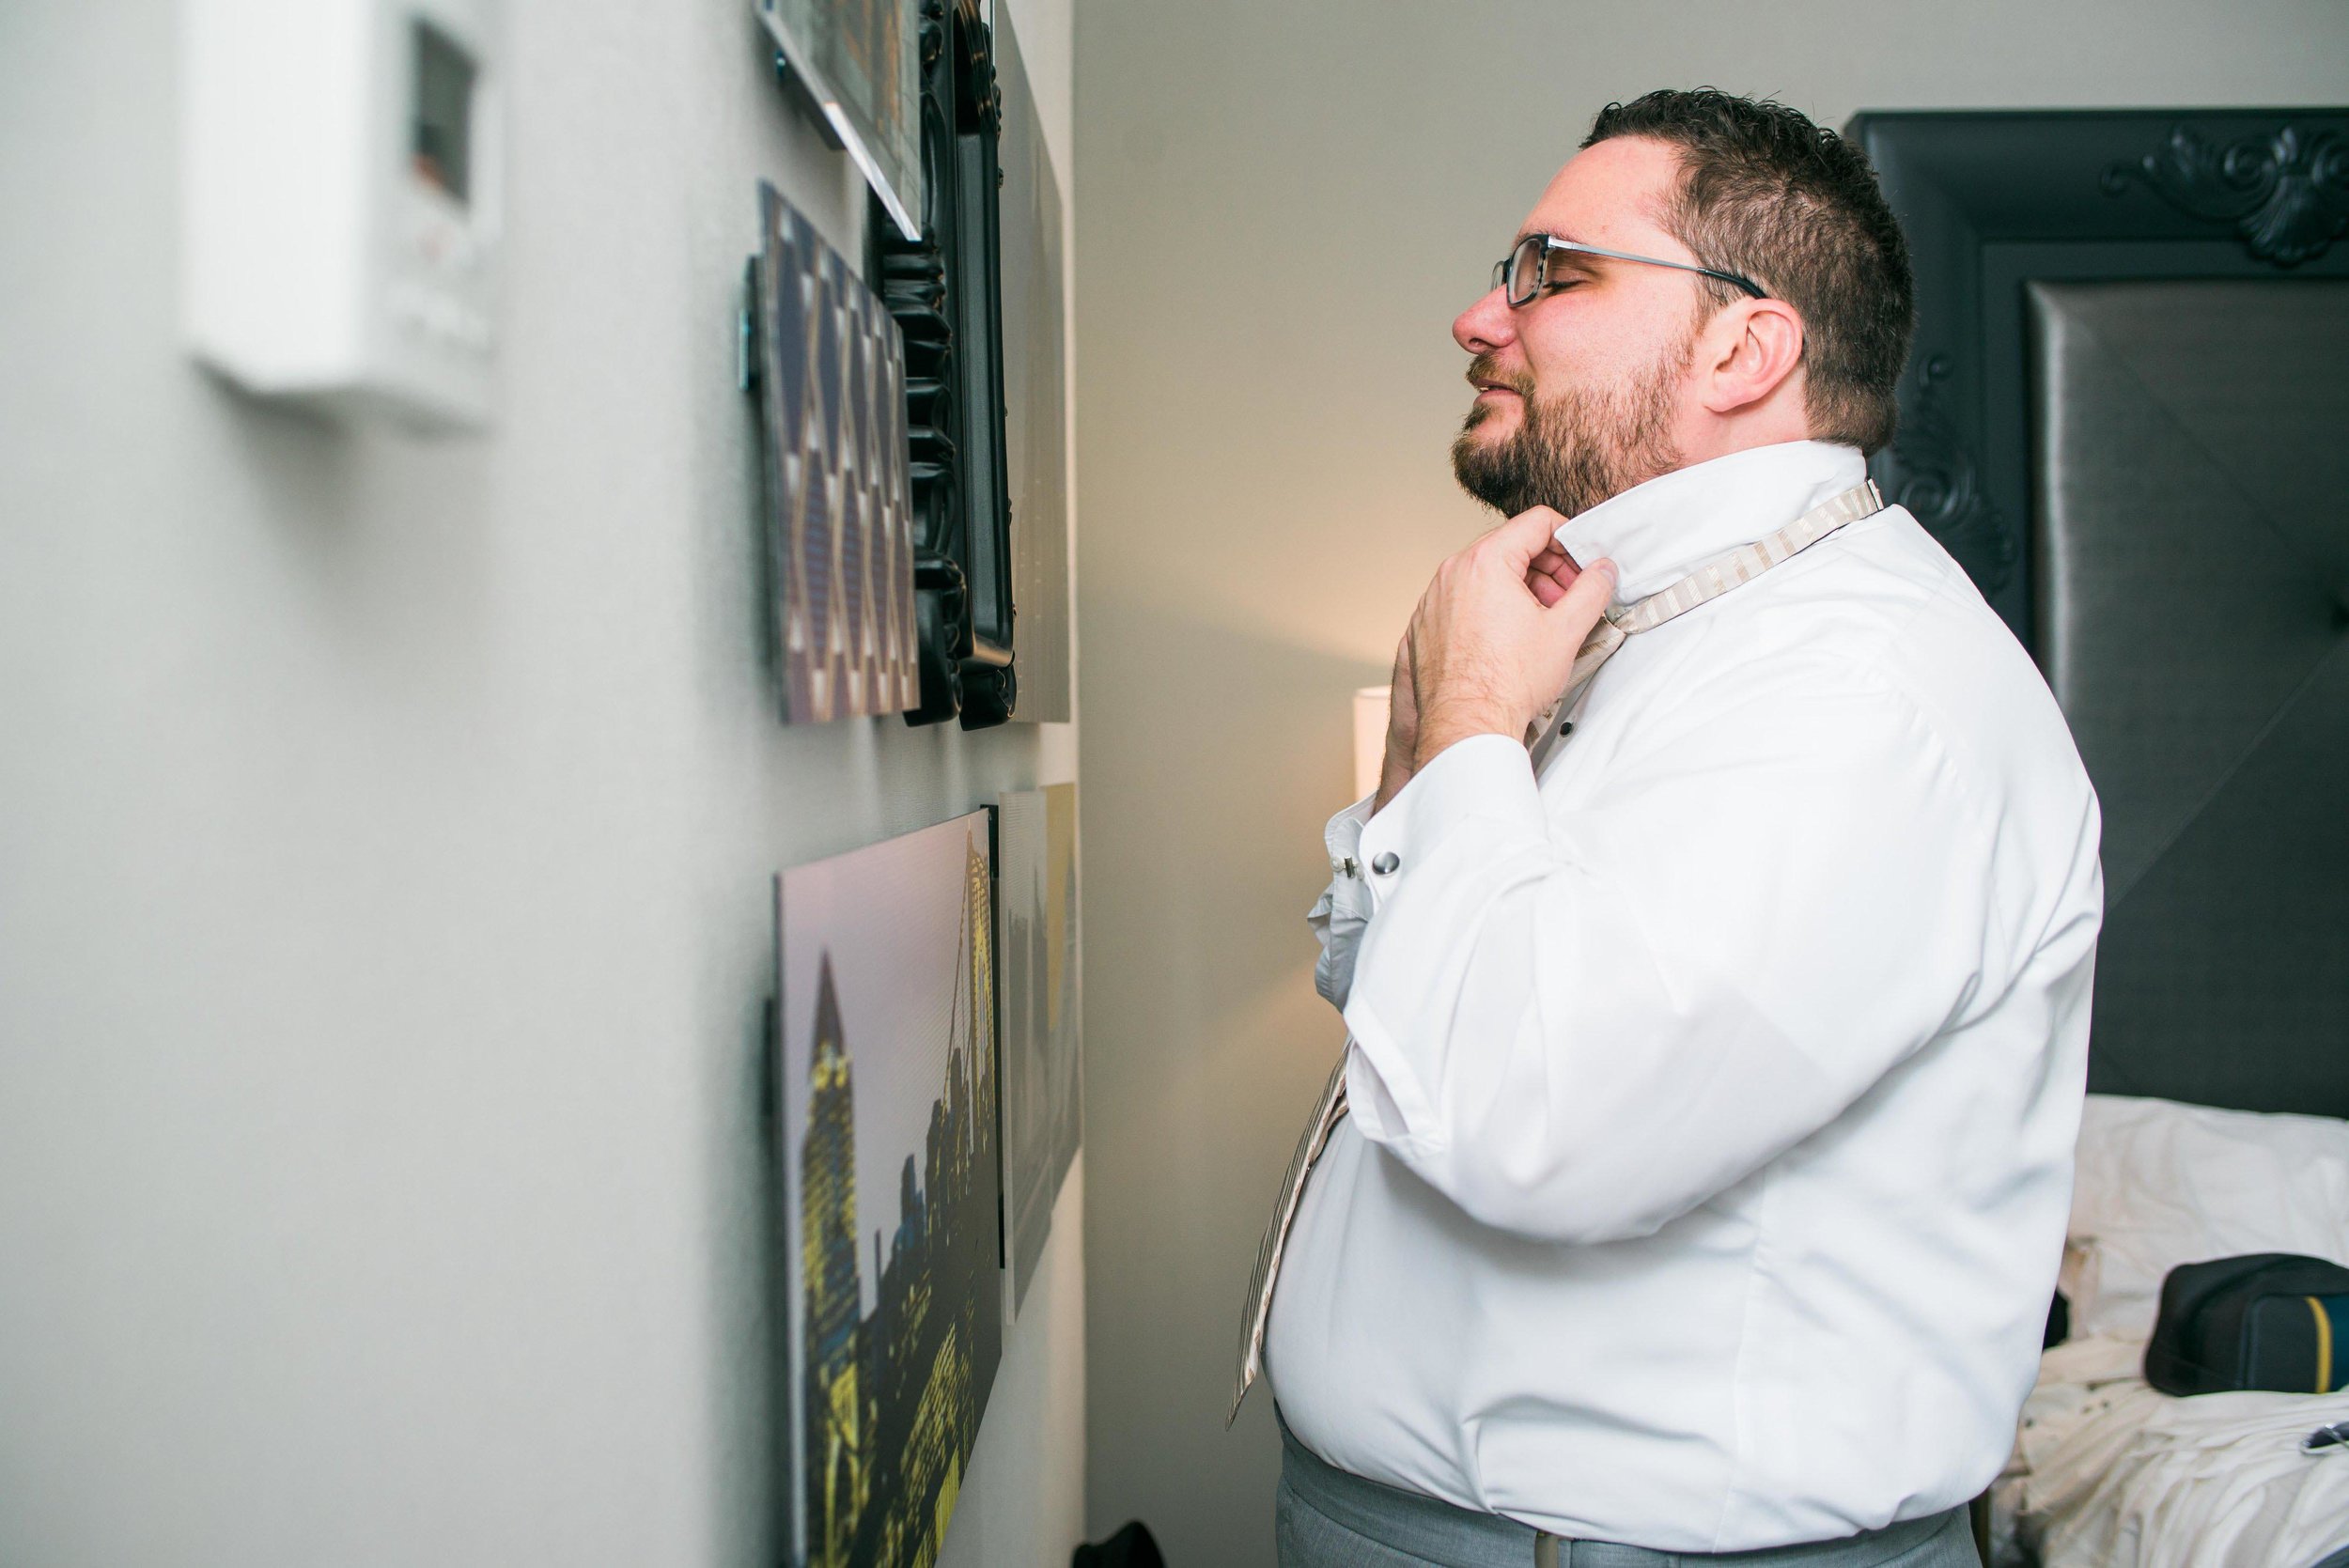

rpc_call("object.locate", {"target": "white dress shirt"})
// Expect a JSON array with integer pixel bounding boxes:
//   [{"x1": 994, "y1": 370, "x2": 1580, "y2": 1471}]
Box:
[{"x1": 1265, "y1": 440, "x2": 2104, "y2": 1552}]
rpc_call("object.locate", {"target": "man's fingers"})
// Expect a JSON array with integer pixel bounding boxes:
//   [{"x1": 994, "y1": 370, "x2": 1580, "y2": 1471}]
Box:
[
  {"x1": 1486, "y1": 505, "x2": 1571, "y2": 571},
  {"x1": 1527, "y1": 536, "x2": 1585, "y2": 606},
  {"x1": 1545, "y1": 557, "x2": 1618, "y2": 639},
  {"x1": 1532, "y1": 547, "x2": 1579, "y2": 585}
]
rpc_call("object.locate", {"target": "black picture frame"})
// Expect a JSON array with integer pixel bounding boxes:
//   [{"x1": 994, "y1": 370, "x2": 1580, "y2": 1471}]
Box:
[
  {"x1": 866, "y1": 0, "x2": 1018, "y2": 730},
  {"x1": 1845, "y1": 108, "x2": 2349, "y2": 648}
]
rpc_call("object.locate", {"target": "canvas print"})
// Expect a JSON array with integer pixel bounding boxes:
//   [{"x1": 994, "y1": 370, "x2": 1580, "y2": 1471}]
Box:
[
  {"x1": 755, "y1": 0, "x2": 923, "y2": 241},
  {"x1": 756, "y1": 182, "x2": 920, "y2": 724},
  {"x1": 996, "y1": 784, "x2": 1080, "y2": 1314},
  {"x1": 778, "y1": 811, "x2": 1003, "y2": 1568},
  {"x1": 994, "y1": 8, "x2": 1072, "y2": 722}
]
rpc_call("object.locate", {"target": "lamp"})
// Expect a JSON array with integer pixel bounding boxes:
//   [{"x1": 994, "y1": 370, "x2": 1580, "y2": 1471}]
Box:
[{"x1": 1353, "y1": 685, "x2": 1392, "y2": 803}]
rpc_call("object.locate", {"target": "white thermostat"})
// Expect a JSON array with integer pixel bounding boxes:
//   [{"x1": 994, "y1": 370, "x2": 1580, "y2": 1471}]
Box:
[{"x1": 184, "y1": 0, "x2": 502, "y2": 431}]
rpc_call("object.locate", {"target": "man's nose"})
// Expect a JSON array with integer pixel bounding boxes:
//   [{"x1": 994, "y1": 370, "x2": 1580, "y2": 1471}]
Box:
[{"x1": 1454, "y1": 287, "x2": 1517, "y2": 355}]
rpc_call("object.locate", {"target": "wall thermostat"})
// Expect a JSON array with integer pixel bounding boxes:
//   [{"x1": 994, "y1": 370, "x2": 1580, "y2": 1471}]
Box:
[{"x1": 184, "y1": 0, "x2": 502, "y2": 431}]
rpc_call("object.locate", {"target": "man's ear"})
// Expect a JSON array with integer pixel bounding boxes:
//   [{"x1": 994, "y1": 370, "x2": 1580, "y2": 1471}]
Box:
[{"x1": 1699, "y1": 298, "x2": 1805, "y2": 416}]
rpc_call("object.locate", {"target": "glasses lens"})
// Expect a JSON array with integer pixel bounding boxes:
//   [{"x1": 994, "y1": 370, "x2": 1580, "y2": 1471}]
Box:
[{"x1": 1507, "y1": 236, "x2": 1545, "y2": 306}]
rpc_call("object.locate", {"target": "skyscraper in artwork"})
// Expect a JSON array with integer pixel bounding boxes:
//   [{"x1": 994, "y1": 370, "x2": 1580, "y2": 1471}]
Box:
[{"x1": 802, "y1": 958, "x2": 864, "y2": 1568}]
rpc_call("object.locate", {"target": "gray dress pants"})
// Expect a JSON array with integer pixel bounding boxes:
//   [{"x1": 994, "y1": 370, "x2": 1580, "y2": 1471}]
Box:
[{"x1": 1275, "y1": 1418, "x2": 1982, "y2": 1568}]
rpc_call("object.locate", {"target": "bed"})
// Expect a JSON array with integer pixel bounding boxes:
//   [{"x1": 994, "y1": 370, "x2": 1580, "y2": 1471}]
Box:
[
  {"x1": 1840, "y1": 107, "x2": 2349, "y2": 1568},
  {"x1": 1989, "y1": 1095, "x2": 2349, "y2": 1567}
]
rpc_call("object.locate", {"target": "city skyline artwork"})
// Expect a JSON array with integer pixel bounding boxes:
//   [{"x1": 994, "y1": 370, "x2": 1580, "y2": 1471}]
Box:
[{"x1": 777, "y1": 810, "x2": 1003, "y2": 1568}]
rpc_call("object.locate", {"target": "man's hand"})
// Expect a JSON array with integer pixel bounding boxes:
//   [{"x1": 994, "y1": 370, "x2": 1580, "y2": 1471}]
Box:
[{"x1": 1406, "y1": 507, "x2": 1616, "y2": 771}]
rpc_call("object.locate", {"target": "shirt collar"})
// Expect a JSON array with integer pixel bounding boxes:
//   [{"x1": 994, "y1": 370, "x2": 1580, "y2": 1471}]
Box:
[{"x1": 1554, "y1": 440, "x2": 1871, "y2": 603}]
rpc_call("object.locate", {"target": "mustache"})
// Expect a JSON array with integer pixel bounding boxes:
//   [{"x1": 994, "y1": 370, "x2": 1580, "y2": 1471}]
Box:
[{"x1": 1466, "y1": 353, "x2": 1535, "y2": 397}]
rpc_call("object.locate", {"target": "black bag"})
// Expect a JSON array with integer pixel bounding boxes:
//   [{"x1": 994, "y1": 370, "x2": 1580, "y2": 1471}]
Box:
[
  {"x1": 1071, "y1": 1523, "x2": 1164, "y2": 1568},
  {"x1": 2144, "y1": 1252, "x2": 2349, "y2": 1396}
]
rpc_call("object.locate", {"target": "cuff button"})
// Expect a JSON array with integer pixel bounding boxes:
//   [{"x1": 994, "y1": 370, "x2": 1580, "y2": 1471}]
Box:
[{"x1": 1371, "y1": 851, "x2": 1400, "y2": 875}]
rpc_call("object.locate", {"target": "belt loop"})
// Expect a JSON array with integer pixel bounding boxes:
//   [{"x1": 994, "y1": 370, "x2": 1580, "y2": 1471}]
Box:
[{"x1": 1534, "y1": 1532, "x2": 1562, "y2": 1568}]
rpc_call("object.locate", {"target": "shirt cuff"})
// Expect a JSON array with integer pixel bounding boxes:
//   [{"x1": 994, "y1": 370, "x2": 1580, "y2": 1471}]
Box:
[
  {"x1": 1354, "y1": 734, "x2": 1543, "y2": 910},
  {"x1": 1342, "y1": 734, "x2": 1548, "y2": 1149},
  {"x1": 1325, "y1": 791, "x2": 1375, "y2": 864},
  {"x1": 1309, "y1": 792, "x2": 1379, "y2": 1011}
]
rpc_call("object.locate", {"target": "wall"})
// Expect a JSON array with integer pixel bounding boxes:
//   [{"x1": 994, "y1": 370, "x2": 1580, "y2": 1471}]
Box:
[
  {"x1": 1070, "y1": 4, "x2": 2349, "y2": 1564},
  {"x1": 0, "y1": 0, "x2": 1081, "y2": 1563}
]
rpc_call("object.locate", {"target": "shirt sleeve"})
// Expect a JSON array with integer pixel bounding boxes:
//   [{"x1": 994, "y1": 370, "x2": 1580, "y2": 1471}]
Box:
[
  {"x1": 1308, "y1": 794, "x2": 1377, "y2": 1012},
  {"x1": 1339, "y1": 670, "x2": 2007, "y2": 1245}
]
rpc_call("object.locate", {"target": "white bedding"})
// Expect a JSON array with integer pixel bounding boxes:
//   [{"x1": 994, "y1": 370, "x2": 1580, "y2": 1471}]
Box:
[
  {"x1": 1991, "y1": 1096, "x2": 2349, "y2": 1568},
  {"x1": 1995, "y1": 1334, "x2": 2349, "y2": 1568},
  {"x1": 2061, "y1": 1095, "x2": 2349, "y2": 1342}
]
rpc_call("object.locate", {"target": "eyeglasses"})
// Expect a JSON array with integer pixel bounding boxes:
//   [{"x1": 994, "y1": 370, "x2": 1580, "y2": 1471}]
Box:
[{"x1": 1491, "y1": 233, "x2": 1767, "y2": 307}]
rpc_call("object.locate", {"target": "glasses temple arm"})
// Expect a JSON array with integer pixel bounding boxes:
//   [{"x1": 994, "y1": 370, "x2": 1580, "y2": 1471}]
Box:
[{"x1": 1544, "y1": 237, "x2": 1767, "y2": 300}]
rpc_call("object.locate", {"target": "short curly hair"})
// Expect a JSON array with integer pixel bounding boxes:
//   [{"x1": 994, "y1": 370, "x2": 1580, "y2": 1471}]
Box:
[{"x1": 1584, "y1": 89, "x2": 1915, "y2": 455}]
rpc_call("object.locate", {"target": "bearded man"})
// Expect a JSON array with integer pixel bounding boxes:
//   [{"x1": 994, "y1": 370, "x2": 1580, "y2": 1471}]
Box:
[{"x1": 1232, "y1": 90, "x2": 2104, "y2": 1568}]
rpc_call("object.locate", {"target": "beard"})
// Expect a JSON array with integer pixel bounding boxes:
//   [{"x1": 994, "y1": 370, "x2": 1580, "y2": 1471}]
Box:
[{"x1": 1451, "y1": 335, "x2": 1690, "y2": 520}]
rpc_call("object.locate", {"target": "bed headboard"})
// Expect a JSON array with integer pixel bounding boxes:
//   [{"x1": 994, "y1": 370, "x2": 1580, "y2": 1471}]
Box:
[{"x1": 1845, "y1": 109, "x2": 2349, "y2": 1117}]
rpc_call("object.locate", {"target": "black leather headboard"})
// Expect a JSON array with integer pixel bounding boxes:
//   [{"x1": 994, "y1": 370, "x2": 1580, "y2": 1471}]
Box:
[
  {"x1": 2030, "y1": 280, "x2": 2349, "y2": 1115},
  {"x1": 1847, "y1": 109, "x2": 2349, "y2": 1115}
]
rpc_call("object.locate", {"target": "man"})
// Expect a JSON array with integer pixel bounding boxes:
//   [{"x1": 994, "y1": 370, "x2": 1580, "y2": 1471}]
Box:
[{"x1": 1236, "y1": 91, "x2": 2103, "y2": 1567}]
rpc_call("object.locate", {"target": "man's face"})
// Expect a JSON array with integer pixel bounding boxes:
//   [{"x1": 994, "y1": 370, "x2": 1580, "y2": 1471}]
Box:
[{"x1": 1451, "y1": 137, "x2": 1712, "y2": 520}]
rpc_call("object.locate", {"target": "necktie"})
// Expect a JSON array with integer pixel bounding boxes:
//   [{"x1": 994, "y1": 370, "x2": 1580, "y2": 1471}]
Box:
[{"x1": 1228, "y1": 479, "x2": 1883, "y2": 1424}]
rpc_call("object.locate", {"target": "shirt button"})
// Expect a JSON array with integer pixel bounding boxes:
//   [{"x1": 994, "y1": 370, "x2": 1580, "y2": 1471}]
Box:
[{"x1": 1371, "y1": 851, "x2": 1400, "y2": 875}]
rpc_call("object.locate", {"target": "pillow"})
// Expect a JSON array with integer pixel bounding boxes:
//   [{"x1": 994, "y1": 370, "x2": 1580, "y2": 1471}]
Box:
[{"x1": 2061, "y1": 1094, "x2": 2349, "y2": 1341}]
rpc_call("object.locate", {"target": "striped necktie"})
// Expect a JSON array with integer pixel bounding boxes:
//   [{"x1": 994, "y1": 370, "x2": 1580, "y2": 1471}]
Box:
[{"x1": 1229, "y1": 479, "x2": 1884, "y2": 1424}]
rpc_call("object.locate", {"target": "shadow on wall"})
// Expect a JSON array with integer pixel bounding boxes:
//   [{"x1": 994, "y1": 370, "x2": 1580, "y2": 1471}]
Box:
[
  {"x1": 1081, "y1": 586, "x2": 1380, "y2": 1568},
  {"x1": 198, "y1": 374, "x2": 500, "y2": 693}
]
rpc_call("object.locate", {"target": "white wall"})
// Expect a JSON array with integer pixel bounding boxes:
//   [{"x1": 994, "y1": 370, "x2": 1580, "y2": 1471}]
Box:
[
  {"x1": 1071, "y1": 3, "x2": 2349, "y2": 1564},
  {"x1": 0, "y1": 0, "x2": 1081, "y2": 1562}
]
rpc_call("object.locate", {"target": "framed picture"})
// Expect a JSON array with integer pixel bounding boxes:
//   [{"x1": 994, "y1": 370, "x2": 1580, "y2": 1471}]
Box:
[
  {"x1": 864, "y1": 0, "x2": 1018, "y2": 729},
  {"x1": 994, "y1": 5, "x2": 1071, "y2": 722},
  {"x1": 775, "y1": 810, "x2": 1003, "y2": 1566},
  {"x1": 756, "y1": 0, "x2": 924, "y2": 241},
  {"x1": 752, "y1": 181, "x2": 920, "y2": 724},
  {"x1": 995, "y1": 784, "x2": 1080, "y2": 1314}
]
